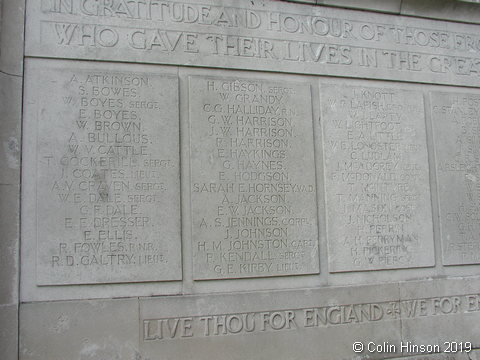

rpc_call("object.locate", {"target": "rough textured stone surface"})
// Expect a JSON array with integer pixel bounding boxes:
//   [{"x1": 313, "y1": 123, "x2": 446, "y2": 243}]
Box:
[
  {"x1": 318, "y1": 0, "x2": 401, "y2": 13},
  {"x1": 0, "y1": 0, "x2": 25, "y2": 75},
  {"x1": 431, "y1": 91, "x2": 480, "y2": 265},
  {"x1": 189, "y1": 76, "x2": 319, "y2": 279},
  {"x1": 0, "y1": 5, "x2": 23, "y2": 360},
  {"x1": 20, "y1": 298, "x2": 139, "y2": 360},
  {"x1": 0, "y1": 66, "x2": 21, "y2": 309},
  {"x1": 0, "y1": 72, "x2": 22, "y2": 185},
  {"x1": 25, "y1": 0, "x2": 480, "y2": 87},
  {"x1": 401, "y1": 0, "x2": 480, "y2": 24},
  {"x1": 0, "y1": 184, "x2": 19, "y2": 305},
  {"x1": 0, "y1": 304, "x2": 18, "y2": 360},
  {"x1": 0, "y1": 5, "x2": 25, "y2": 360},
  {"x1": 321, "y1": 84, "x2": 434, "y2": 272},
  {"x1": 400, "y1": 278, "x2": 480, "y2": 354}
]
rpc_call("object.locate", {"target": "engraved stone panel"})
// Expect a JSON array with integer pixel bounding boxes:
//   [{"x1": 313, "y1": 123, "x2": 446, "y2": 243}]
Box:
[
  {"x1": 25, "y1": 59, "x2": 181, "y2": 285},
  {"x1": 321, "y1": 84, "x2": 434, "y2": 272},
  {"x1": 140, "y1": 283, "x2": 402, "y2": 360},
  {"x1": 25, "y1": 0, "x2": 480, "y2": 87},
  {"x1": 431, "y1": 92, "x2": 480, "y2": 265},
  {"x1": 189, "y1": 76, "x2": 318, "y2": 279}
]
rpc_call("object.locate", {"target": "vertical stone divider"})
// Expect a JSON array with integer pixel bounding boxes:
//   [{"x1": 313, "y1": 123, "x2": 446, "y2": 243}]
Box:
[
  {"x1": 0, "y1": 0, "x2": 25, "y2": 359},
  {"x1": 422, "y1": 90, "x2": 445, "y2": 275},
  {"x1": 313, "y1": 79, "x2": 329, "y2": 281},
  {"x1": 178, "y1": 68, "x2": 194, "y2": 294}
]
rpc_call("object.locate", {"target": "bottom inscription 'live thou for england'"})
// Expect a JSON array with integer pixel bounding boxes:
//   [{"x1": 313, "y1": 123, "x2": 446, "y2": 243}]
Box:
[{"x1": 142, "y1": 293, "x2": 480, "y2": 340}]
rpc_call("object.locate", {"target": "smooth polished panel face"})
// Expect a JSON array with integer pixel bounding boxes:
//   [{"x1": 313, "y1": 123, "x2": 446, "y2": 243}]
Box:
[
  {"x1": 431, "y1": 92, "x2": 480, "y2": 265},
  {"x1": 189, "y1": 76, "x2": 319, "y2": 279},
  {"x1": 25, "y1": 59, "x2": 182, "y2": 285},
  {"x1": 321, "y1": 84, "x2": 434, "y2": 272}
]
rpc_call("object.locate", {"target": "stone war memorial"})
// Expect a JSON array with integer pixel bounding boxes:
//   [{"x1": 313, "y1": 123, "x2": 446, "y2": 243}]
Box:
[{"x1": 4, "y1": 0, "x2": 480, "y2": 359}]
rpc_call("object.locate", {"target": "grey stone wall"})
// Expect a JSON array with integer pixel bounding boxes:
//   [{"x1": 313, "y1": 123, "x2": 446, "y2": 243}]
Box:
[
  {"x1": 2, "y1": 0, "x2": 480, "y2": 359},
  {"x1": 0, "y1": 0, "x2": 24, "y2": 359}
]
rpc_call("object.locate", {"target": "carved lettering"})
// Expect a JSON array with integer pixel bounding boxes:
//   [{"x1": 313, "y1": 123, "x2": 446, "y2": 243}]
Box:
[
  {"x1": 141, "y1": 293, "x2": 480, "y2": 340},
  {"x1": 29, "y1": 0, "x2": 480, "y2": 86},
  {"x1": 190, "y1": 77, "x2": 318, "y2": 279},
  {"x1": 30, "y1": 60, "x2": 182, "y2": 284},
  {"x1": 322, "y1": 85, "x2": 434, "y2": 271},
  {"x1": 431, "y1": 92, "x2": 480, "y2": 265}
]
